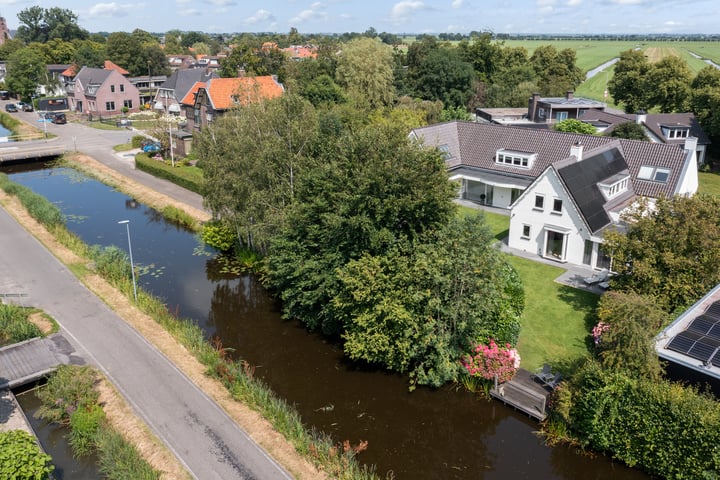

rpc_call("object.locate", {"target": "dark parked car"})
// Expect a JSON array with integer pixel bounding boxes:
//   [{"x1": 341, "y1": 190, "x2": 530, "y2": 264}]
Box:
[
  {"x1": 5, "y1": 103, "x2": 17, "y2": 113},
  {"x1": 51, "y1": 113, "x2": 66, "y2": 124}
]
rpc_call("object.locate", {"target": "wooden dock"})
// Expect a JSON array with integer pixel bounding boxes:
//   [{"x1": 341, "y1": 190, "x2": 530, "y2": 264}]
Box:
[
  {"x1": 489, "y1": 368, "x2": 552, "y2": 421},
  {"x1": 0, "y1": 334, "x2": 80, "y2": 389}
]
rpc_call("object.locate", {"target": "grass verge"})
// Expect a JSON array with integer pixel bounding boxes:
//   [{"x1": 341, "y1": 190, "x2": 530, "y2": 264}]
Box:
[{"x1": 0, "y1": 170, "x2": 372, "y2": 478}]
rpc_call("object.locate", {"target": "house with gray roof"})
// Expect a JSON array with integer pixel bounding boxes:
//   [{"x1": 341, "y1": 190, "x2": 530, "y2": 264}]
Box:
[
  {"x1": 153, "y1": 69, "x2": 218, "y2": 115},
  {"x1": 410, "y1": 121, "x2": 699, "y2": 270},
  {"x1": 67, "y1": 66, "x2": 140, "y2": 117}
]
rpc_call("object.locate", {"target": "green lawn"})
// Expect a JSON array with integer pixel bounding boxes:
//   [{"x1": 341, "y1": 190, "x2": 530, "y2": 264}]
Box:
[
  {"x1": 509, "y1": 256, "x2": 598, "y2": 372},
  {"x1": 459, "y1": 206, "x2": 596, "y2": 371},
  {"x1": 699, "y1": 171, "x2": 720, "y2": 196}
]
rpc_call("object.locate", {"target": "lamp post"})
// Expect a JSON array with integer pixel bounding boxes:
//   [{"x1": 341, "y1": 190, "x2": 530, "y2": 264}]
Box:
[{"x1": 118, "y1": 220, "x2": 137, "y2": 302}]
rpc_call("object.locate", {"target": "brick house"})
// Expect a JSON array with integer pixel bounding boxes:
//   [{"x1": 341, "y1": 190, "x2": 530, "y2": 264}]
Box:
[
  {"x1": 180, "y1": 75, "x2": 284, "y2": 131},
  {"x1": 66, "y1": 65, "x2": 140, "y2": 117}
]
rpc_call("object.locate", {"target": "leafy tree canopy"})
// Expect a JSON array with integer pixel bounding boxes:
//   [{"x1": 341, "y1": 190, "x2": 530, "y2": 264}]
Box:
[
  {"x1": 604, "y1": 194, "x2": 720, "y2": 312},
  {"x1": 608, "y1": 49, "x2": 650, "y2": 113},
  {"x1": 335, "y1": 37, "x2": 395, "y2": 110},
  {"x1": 5, "y1": 47, "x2": 46, "y2": 100},
  {"x1": 554, "y1": 118, "x2": 597, "y2": 135},
  {"x1": 608, "y1": 121, "x2": 648, "y2": 141},
  {"x1": 16, "y1": 6, "x2": 88, "y2": 43}
]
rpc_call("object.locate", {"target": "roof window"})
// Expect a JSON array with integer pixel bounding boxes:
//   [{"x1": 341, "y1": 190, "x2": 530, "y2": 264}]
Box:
[{"x1": 638, "y1": 166, "x2": 671, "y2": 183}]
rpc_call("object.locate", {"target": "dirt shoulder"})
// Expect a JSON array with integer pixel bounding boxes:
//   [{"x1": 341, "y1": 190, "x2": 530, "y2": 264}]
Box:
[{"x1": 0, "y1": 161, "x2": 322, "y2": 479}]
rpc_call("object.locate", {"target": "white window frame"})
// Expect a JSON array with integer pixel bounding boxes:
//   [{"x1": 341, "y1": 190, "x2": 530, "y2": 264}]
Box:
[
  {"x1": 521, "y1": 224, "x2": 531, "y2": 239},
  {"x1": 552, "y1": 198, "x2": 563, "y2": 214},
  {"x1": 534, "y1": 194, "x2": 545, "y2": 210},
  {"x1": 495, "y1": 149, "x2": 535, "y2": 169},
  {"x1": 638, "y1": 166, "x2": 671, "y2": 183}
]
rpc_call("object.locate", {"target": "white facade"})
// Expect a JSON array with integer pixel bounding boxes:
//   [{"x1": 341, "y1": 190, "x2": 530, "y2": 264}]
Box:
[{"x1": 508, "y1": 168, "x2": 607, "y2": 269}]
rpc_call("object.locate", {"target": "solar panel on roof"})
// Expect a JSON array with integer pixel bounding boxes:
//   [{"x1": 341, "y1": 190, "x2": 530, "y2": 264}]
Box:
[
  {"x1": 667, "y1": 332, "x2": 699, "y2": 355},
  {"x1": 688, "y1": 339, "x2": 720, "y2": 363},
  {"x1": 708, "y1": 324, "x2": 720, "y2": 341},
  {"x1": 705, "y1": 301, "x2": 720, "y2": 320},
  {"x1": 688, "y1": 316, "x2": 715, "y2": 335},
  {"x1": 712, "y1": 354, "x2": 720, "y2": 368}
]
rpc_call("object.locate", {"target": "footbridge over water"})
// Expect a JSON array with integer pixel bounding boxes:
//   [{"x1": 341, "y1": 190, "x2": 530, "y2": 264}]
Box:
[
  {"x1": 0, "y1": 141, "x2": 65, "y2": 164},
  {"x1": 0, "y1": 334, "x2": 83, "y2": 389}
]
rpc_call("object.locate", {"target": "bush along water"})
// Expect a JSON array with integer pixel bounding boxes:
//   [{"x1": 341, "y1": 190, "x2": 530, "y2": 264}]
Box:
[{"x1": 36, "y1": 365, "x2": 160, "y2": 480}]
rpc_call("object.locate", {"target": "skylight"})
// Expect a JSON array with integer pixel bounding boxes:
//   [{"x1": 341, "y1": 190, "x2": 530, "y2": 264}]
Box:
[{"x1": 638, "y1": 166, "x2": 671, "y2": 183}]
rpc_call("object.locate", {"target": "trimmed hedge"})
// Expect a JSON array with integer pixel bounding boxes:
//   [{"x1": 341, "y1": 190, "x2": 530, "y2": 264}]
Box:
[
  {"x1": 134, "y1": 153, "x2": 203, "y2": 195},
  {"x1": 562, "y1": 361, "x2": 720, "y2": 479}
]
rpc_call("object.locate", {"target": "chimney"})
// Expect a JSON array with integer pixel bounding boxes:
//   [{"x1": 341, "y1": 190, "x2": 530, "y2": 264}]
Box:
[
  {"x1": 684, "y1": 136, "x2": 698, "y2": 152},
  {"x1": 528, "y1": 92, "x2": 540, "y2": 121},
  {"x1": 566, "y1": 91, "x2": 574, "y2": 100},
  {"x1": 570, "y1": 141, "x2": 583, "y2": 162},
  {"x1": 635, "y1": 110, "x2": 646, "y2": 125}
]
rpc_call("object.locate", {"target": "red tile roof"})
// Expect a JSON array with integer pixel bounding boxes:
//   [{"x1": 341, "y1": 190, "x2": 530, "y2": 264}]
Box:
[
  {"x1": 180, "y1": 81, "x2": 205, "y2": 106},
  {"x1": 103, "y1": 60, "x2": 129, "y2": 75},
  {"x1": 204, "y1": 76, "x2": 284, "y2": 110}
]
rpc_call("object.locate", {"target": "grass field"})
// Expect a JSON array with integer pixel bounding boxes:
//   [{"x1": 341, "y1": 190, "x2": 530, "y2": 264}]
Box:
[{"x1": 699, "y1": 171, "x2": 720, "y2": 196}]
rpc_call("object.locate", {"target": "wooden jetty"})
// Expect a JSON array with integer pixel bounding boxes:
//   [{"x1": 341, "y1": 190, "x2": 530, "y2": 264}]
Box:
[{"x1": 489, "y1": 368, "x2": 552, "y2": 421}]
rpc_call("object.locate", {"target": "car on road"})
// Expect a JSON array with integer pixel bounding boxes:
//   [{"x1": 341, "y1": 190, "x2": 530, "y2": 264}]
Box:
[
  {"x1": 142, "y1": 140, "x2": 161, "y2": 153},
  {"x1": 5, "y1": 103, "x2": 17, "y2": 113},
  {"x1": 20, "y1": 102, "x2": 33, "y2": 112},
  {"x1": 43, "y1": 112, "x2": 66, "y2": 124},
  {"x1": 51, "y1": 113, "x2": 67, "y2": 124}
]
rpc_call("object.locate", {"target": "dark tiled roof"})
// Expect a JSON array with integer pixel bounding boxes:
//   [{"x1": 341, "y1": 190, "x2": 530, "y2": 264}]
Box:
[
  {"x1": 411, "y1": 121, "x2": 691, "y2": 200},
  {"x1": 74, "y1": 67, "x2": 112, "y2": 87},
  {"x1": 160, "y1": 69, "x2": 218, "y2": 102},
  {"x1": 643, "y1": 113, "x2": 711, "y2": 145},
  {"x1": 555, "y1": 143, "x2": 633, "y2": 233}
]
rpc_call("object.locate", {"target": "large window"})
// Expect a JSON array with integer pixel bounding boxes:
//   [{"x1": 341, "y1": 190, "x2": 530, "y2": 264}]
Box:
[
  {"x1": 556, "y1": 111, "x2": 568, "y2": 121},
  {"x1": 105, "y1": 101, "x2": 115, "y2": 111},
  {"x1": 496, "y1": 149, "x2": 535, "y2": 169},
  {"x1": 123, "y1": 99, "x2": 133, "y2": 109},
  {"x1": 638, "y1": 166, "x2": 671, "y2": 183}
]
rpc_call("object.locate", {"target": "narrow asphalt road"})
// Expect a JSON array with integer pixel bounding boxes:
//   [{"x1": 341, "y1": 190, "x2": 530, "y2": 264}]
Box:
[{"x1": 0, "y1": 108, "x2": 293, "y2": 479}]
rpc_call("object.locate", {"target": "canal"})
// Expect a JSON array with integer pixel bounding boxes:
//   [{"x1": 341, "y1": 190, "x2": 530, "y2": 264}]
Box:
[{"x1": 1, "y1": 163, "x2": 650, "y2": 479}]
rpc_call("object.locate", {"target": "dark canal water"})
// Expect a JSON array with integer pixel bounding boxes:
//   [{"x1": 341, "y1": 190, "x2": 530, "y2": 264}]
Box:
[
  {"x1": 14, "y1": 384, "x2": 101, "y2": 480},
  {"x1": 2, "y1": 163, "x2": 652, "y2": 479}
]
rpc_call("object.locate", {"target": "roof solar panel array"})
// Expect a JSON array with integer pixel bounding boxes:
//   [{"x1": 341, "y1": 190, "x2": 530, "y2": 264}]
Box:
[{"x1": 667, "y1": 301, "x2": 720, "y2": 366}]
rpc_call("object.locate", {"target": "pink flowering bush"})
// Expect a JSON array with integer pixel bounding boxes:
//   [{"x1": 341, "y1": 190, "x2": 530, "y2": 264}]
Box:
[
  {"x1": 592, "y1": 321, "x2": 610, "y2": 345},
  {"x1": 461, "y1": 339, "x2": 521, "y2": 384}
]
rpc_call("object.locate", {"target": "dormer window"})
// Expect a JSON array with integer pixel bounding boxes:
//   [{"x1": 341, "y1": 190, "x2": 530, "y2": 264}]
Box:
[
  {"x1": 438, "y1": 144, "x2": 452, "y2": 160},
  {"x1": 598, "y1": 174, "x2": 630, "y2": 199},
  {"x1": 661, "y1": 125, "x2": 690, "y2": 139},
  {"x1": 638, "y1": 166, "x2": 671, "y2": 183},
  {"x1": 496, "y1": 149, "x2": 536, "y2": 169}
]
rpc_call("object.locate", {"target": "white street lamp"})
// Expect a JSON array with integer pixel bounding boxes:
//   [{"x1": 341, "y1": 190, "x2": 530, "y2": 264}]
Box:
[{"x1": 118, "y1": 220, "x2": 137, "y2": 302}]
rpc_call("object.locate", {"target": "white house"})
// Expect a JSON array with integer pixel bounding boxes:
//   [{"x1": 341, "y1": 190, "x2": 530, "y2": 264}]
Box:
[{"x1": 410, "y1": 121, "x2": 699, "y2": 270}]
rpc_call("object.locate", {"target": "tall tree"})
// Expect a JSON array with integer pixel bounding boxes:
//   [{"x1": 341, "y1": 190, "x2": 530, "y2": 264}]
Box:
[
  {"x1": 608, "y1": 49, "x2": 651, "y2": 113},
  {"x1": 335, "y1": 37, "x2": 395, "y2": 110},
  {"x1": 691, "y1": 66, "x2": 720, "y2": 137},
  {"x1": 644, "y1": 55, "x2": 692, "y2": 113},
  {"x1": 530, "y1": 45, "x2": 583, "y2": 96},
  {"x1": 44, "y1": 7, "x2": 88, "y2": 41},
  {"x1": 334, "y1": 214, "x2": 523, "y2": 387},
  {"x1": 16, "y1": 6, "x2": 87, "y2": 43},
  {"x1": 15, "y1": 6, "x2": 46, "y2": 43},
  {"x1": 554, "y1": 118, "x2": 597, "y2": 134},
  {"x1": 608, "y1": 122, "x2": 648, "y2": 141},
  {"x1": 604, "y1": 194, "x2": 720, "y2": 312},
  {"x1": 195, "y1": 94, "x2": 319, "y2": 252},
  {"x1": 410, "y1": 46, "x2": 475, "y2": 108},
  {"x1": 266, "y1": 123, "x2": 457, "y2": 335},
  {"x1": 72, "y1": 39, "x2": 106, "y2": 69},
  {"x1": 5, "y1": 47, "x2": 45, "y2": 99}
]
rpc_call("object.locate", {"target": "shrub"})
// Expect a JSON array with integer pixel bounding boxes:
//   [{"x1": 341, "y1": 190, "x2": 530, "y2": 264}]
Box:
[
  {"x1": 562, "y1": 361, "x2": 720, "y2": 479},
  {"x1": 0, "y1": 304, "x2": 43, "y2": 345},
  {"x1": 69, "y1": 403, "x2": 106, "y2": 456},
  {"x1": 131, "y1": 135, "x2": 146, "y2": 148},
  {"x1": 201, "y1": 220, "x2": 236, "y2": 252},
  {"x1": 135, "y1": 154, "x2": 203, "y2": 194},
  {"x1": 94, "y1": 429, "x2": 159, "y2": 480},
  {"x1": 461, "y1": 339, "x2": 521, "y2": 383},
  {"x1": 36, "y1": 365, "x2": 99, "y2": 424},
  {"x1": 0, "y1": 430, "x2": 54, "y2": 479}
]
